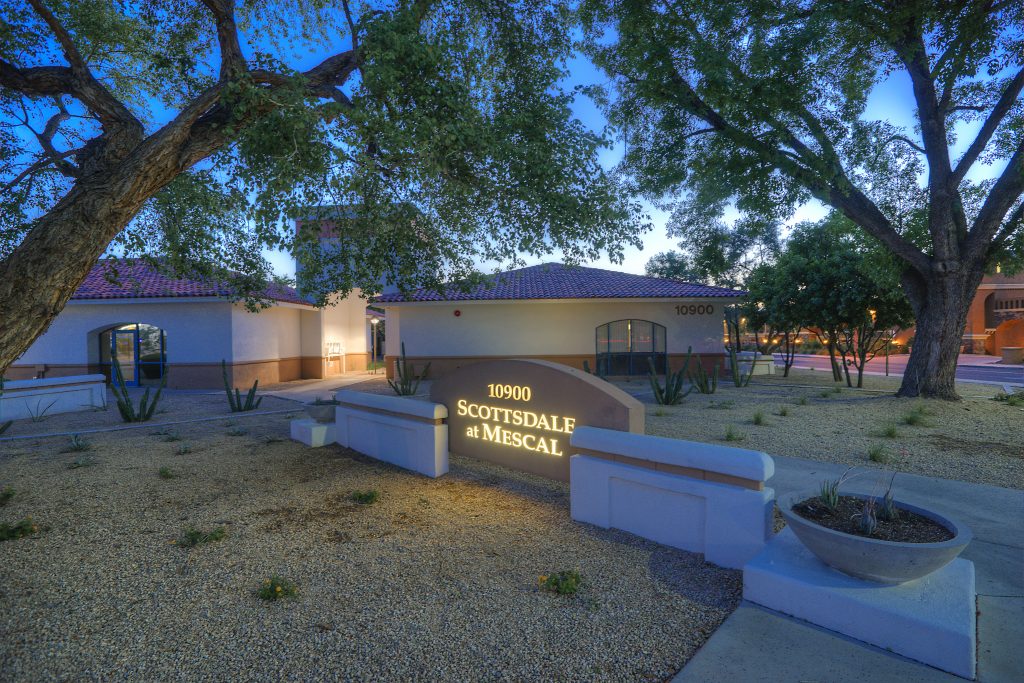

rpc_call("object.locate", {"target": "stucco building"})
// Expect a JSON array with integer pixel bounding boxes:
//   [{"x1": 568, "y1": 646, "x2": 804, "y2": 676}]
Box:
[
  {"x1": 376, "y1": 262, "x2": 744, "y2": 379},
  {"x1": 10, "y1": 260, "x2": 371, "y2": 388}
]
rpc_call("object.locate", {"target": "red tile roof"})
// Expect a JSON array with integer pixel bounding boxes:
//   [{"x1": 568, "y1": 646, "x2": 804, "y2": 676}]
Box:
[
  {"x1": 72, "y1": 260, "x2": 309, "y2": 306},
  {"x1": 375, "y1": 263, "x2": 745, "y2": 303}
]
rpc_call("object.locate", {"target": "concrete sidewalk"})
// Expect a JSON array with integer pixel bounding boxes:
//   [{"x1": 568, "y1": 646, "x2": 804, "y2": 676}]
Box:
[
  {"x1": 675, "y1": 455, "x2": 1024, "y2": 683},
  {"x1": 262, "y1": 372, "x2": 382, "y2": 404}
]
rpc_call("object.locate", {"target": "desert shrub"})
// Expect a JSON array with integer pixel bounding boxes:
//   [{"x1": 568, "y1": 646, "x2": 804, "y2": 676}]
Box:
[
  {"x1": 60, "y1": 434, "x2": 91, "y2": 453},
  {"x1": 752, "y1": 410, "x2": 766, "y2": 426},
  {"x1": 158, "y1": 467, "x2": 175, "y2": 480},
  {"x1": 902, "y1": 405, "x2": 931, "y2": 426},
  {"x1": 993, "y1": 391, "x2": 1024, "y2": 407},
  {"x1": 0, "y1": 487, "x2": 14, "y2": 506},
  {"x1": 175, "y1": 443, "x2": 192, "y2": 455},
  {"x1": 776, "y1": 406, "x2": 790, "y2": 417},
  {"x1": 538, "y1": 570, "x2": 582, "y2": 596},
  {"x1": 178, "y1": 526, "x2": 226, "y2": 548},
  {"x1": 258, "y1": 575, "x2": 298, "y2": 601},
  {"x1": 867, "y1": 444, "x2": 890, "y2": 464},
  {"x1": 724, "y1": 425, "x2": 746, "y2": 442},
  {"x1": 0, "y1": 517, "x2": 38, "y2": 541},
  {"x1": 351, "y1": 489, "x2": 380, "y2": 505},
  {"x1": 796, "y1": 396, "x2": 809, "y2": 406},
  {"x1": 67, "y1": 456, "x2": 96, "y2": 469}
]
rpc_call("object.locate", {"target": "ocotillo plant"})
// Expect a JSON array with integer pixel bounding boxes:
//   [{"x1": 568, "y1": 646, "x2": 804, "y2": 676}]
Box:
[
  {"x1": 222, "y1": 360, "x2": 263, "y2": 412},
  {"x1": 648, "y1": 354, "x2": 693, "y2": 405},
  {"x1": 388, "y1": 342, "x2": 429, "y2": 396},
  {"x1": 687, "y1": 348, "x2": 719, "y2": 394},
  {"x1": 111, "y1": 356, "x2": 166, "y2": 422}
]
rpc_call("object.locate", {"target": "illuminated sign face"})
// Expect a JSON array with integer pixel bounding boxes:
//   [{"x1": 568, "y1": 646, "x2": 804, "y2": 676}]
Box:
[{"x1": 430, "y1": 360, "x2": 644, "y2": 481}]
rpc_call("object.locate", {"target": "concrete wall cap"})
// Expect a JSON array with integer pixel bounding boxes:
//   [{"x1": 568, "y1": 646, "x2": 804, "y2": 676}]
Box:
[
  {"x1": 2, "y1": 374, "x2": 106, "y2": 391},
  {"x1": 335, "y1": 390, "x2": 447, "y2": 420},
  {"x1": 570, "y1": 425, "x2": 774, "y2": 482}
]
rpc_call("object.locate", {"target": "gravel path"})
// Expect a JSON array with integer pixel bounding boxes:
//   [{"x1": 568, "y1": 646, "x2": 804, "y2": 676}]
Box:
[{"x1": 0, "y1": 414, "x2": 739, "y2": 681}]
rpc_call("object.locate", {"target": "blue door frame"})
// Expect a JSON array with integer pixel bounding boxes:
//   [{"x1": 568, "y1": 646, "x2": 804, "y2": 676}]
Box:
[{"x1": 111, "y1": 327, "x2": 140, "y2": 386}]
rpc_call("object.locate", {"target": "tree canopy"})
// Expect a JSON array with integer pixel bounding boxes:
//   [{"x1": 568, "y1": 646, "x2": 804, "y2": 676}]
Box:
[
  {"x1": 582, "y1": 0, "x2": 1024, "y2": 398},
  {"x1": 1, "y1": 0, "x2": 645, "y2": 306}
]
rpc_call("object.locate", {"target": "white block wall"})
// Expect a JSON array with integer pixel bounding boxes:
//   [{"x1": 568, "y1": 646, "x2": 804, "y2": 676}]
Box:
[
  {"x1": 334, "y1": 390, "x2": 448, "y2": 477},
  {"x1": 569, "y1": 427, "x2": 775, "y2": 569},
  {"x1": 0, "y1": 375, "x2": 107, "y2": 421}
]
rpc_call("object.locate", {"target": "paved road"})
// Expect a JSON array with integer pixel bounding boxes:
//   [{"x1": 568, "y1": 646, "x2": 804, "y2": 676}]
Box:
[{"x1": 778, "y1": 353, "x2": 1024, "y2": 386}]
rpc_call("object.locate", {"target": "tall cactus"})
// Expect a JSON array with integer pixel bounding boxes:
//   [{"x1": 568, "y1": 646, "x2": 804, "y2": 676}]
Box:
[
  {"x1": 687, "y1": 347, "x2": 719, "y2": 394},
  {"x1": 728, "y1": 347, "x2": 755, "y2": 387},
  {"x1": 648, "y1": 353, "x2": 693, "y2": 405},
  {"x1": 111, "y1": 355, "x2": 166, "y2": 422},
  {"x1": 222, "y1": 360, "x2": 263, "y2": 412},
  {"x1": 388, "y1": 342, "x2": 429, "y2": 396}
]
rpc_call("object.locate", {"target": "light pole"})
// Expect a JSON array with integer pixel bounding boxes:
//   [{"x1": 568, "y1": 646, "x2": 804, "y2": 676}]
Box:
[{"x1": 370, "y1": 317, "x2": 379, "y2": 374}]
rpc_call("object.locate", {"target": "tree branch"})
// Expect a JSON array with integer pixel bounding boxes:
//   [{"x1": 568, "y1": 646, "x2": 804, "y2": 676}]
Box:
[
  {"x1": 966, "y1": 139, "x2": 1024, "y2": 264},
  {"x1": 952, "y1": 67, "x2": 1024, "y2": 185},
  {"x1": 991, "y1": 201, "x2": 1023, "y2": 249},
  {"x1": 200, "y1": 0, "x2": 246, "y2": 80},
  {"x1": 23, "y1": 0, "x2": 143, "y2": 146}
]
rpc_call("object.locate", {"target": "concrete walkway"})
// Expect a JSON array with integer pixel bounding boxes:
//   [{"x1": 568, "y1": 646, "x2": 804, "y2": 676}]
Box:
[
  {"x1": 675, "y1": 455, "x2": 1024, "y2": 683},
  {"x1": 262, "y1": 372, "x2": 382, "y2": 404}
]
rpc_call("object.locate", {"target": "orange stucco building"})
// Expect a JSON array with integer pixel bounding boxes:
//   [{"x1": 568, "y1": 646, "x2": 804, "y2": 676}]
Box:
[{"x1": 963, "y1": 273, "x2": 1024, "y2": 357}]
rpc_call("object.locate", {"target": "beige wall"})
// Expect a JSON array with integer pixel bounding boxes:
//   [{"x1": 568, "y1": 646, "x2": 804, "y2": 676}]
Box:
[{"x1": 384, "y1": 299, "x2": 729, "y2": 359}]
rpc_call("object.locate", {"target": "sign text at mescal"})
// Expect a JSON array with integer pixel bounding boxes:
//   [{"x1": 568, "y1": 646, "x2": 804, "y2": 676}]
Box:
[
  {"x1": 430, "y1": 359, "x2": 644, "y2": 482},
  {"x1": 456, "y1": 383, "x2": 575, "y2": 456}
]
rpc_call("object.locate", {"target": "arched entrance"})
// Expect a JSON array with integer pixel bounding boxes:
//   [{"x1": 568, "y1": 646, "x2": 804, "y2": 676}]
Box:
[
  {"x1": 595, "y1": 319, "x2": 667, "y2": 376},
  {"x1": 98, "y1": 323, "x2": 167, "y2": 386}
]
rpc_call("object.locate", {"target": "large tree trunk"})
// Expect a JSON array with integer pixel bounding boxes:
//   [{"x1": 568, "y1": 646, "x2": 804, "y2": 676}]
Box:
[
  {"x1": 0, "y1": 145, "x2": 193, "y2": 376},
  {"x1": 897, "y1": 267, "x2": 983, "y2": 400}
]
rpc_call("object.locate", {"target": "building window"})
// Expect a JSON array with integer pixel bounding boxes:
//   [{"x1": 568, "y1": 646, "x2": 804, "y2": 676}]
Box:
[
  {"x1": 595, "y1": 320, "x2": 667, "y2": 376},
  {"x1": 99, "y1": 323, "x2": 167, "y2": 386}
]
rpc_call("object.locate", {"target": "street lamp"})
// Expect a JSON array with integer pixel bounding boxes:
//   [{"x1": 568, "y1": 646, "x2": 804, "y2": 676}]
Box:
[{"x1": 370, "y1": 317, "x2": 380, "y2": 374}]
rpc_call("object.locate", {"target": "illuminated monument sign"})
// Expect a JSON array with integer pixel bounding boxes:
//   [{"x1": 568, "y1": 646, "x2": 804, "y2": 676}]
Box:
[{"x1": 431, "y1": 360, "x2": 645, "y2": 481}]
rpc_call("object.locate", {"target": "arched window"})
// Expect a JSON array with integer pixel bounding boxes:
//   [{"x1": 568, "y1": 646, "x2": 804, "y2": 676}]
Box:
[{"x1": 595, "y1": 320, "x2": 667, "y2": 376}]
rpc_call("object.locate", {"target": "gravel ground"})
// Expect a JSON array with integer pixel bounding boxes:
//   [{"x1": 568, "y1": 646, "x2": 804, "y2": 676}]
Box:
[
  {"x1": 0, "y1": 387, "x2": 298, "y2": 439},
  {"x1": 0, "y1": 413, "x2": 739, "y2": 682},
  {"x1": 640, "y1": 369, "x2": 1023, "y2": 490}
]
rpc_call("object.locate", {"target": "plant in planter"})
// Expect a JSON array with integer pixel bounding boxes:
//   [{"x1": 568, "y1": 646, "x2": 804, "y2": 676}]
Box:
[
  {"x1": 305, "y1": 395, "x2": 341, "y2": 423},
  {"x1": 779, "y1": 469, "x2": 971, "y2": 584}
]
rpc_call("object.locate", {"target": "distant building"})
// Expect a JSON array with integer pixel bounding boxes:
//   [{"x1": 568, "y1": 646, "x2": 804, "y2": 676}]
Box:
[{"x1": 963, "y1": 273, "x2": 1024, "y2": 356}]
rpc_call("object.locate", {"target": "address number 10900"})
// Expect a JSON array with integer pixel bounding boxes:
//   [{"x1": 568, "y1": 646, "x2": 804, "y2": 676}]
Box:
[{"x1": 675, "y1": 304, "x2": 714, "y2": 315}]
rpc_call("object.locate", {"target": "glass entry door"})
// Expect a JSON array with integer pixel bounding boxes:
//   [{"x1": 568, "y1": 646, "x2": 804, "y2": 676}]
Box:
[{"x1": 112, "y1": 328, "x2": 139, "y2": 386}]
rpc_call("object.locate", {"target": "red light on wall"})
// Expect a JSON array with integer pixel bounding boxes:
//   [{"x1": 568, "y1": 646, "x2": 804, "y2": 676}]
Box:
[{"x1": 454, "y1": 310, "x2": 461, "y2": 317}]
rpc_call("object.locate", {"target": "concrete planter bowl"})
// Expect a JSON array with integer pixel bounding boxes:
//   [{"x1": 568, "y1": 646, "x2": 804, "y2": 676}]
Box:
[
  {"x1": 778, "y1": 491, "x2": 972, "y2": 585},
  {"x1": 304, "y1": 402, "x2": 339, "y2": 424}
]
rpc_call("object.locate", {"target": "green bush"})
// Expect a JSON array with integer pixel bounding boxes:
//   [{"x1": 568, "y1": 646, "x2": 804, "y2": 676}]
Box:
[
  {"x1": 351, "y1": 489, "x2": 380, "y2": 505},
  {"x1": 258, "y1": 575, "x2": 298, "y2": 601},
  {"x1": 0, "y1": 517, "x2": 38, "y2": 541},
  {"x1": 0, "y1": 487, "x2": 14, "y2": 506},
  {"x1": 178, "y1": 526, "x2": 226, "y2": 548},
  {"x1": 752, "y1": 410, "x2": 766, "y2": 426},
  {"x1": 158, "y1": 466, "x2": 175, "y2": 480},
  {"x1": 538, "y1": 570, "x2": 582, "y2": 596}
]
